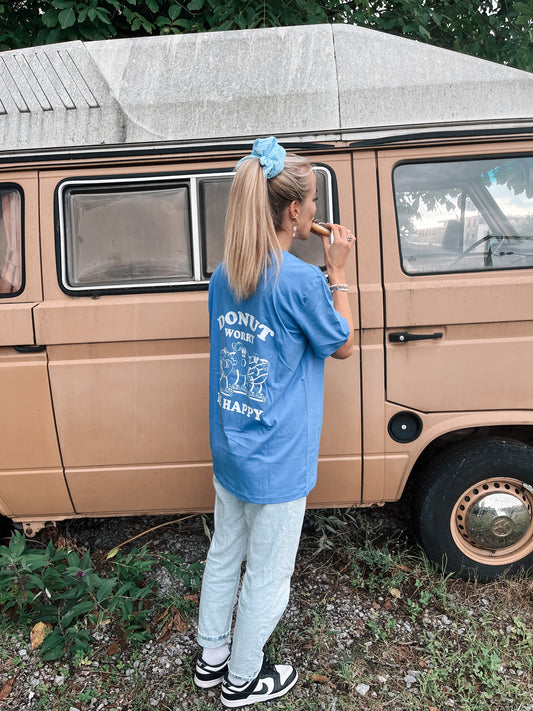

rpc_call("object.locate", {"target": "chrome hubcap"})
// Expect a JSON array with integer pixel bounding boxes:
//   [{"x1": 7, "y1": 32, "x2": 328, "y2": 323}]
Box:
[
  {"x1": 455, "y1": 480, "x2": 532, "y2": 551},
  {"x1": 467, "y1": 493, "x2": 530, "y2": 548}
]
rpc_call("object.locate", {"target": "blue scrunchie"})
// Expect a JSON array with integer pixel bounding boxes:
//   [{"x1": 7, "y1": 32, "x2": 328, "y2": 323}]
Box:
[{"x1": 237, "y1": 136, "x2": 286, "y2": 180}]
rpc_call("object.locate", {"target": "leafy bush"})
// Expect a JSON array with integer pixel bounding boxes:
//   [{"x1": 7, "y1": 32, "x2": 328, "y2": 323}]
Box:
[{"x1": 0, "y1": 531, "x2": 203, "y2": 661}]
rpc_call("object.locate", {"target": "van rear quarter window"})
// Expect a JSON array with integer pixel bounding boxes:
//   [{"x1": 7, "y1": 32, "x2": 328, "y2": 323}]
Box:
[
  {"x1": 57, "y1": 166, "x2": 335, "y2": 294},
  {"x1": 61, "y1": 182, "x2": 192, "y2": 290},
  {"x1": 0, "y1": 187, "x2": 23, "y2": 295},
  {"x1": 393, "y1": 155, "x2": 533, "y2": 275}
]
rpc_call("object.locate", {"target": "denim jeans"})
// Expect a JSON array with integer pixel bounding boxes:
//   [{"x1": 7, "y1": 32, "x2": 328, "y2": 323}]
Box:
[{"x1": 197, "y1": 476, "x2": 306, "y2": 681}]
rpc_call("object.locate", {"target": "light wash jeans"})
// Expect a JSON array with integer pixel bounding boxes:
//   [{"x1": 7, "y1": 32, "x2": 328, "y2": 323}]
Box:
[{"x1": 197, "y1": 476, "x2": 306, "y2": 682}]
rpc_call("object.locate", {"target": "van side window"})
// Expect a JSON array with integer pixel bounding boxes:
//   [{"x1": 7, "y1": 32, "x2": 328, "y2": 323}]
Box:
[
  {"x1": 0, "y1": 187, "x2": 23, "y2": 295},
  {"x1": 198, "y1": 167, "x2": 331, "y2": 277},
  {"x1": 61, "y1": 182, "x2": 192, "y2": 290},
  {"x1": 394, "y1": 156, "x2": 533, "y2": 275},
  {"x1": 198, "y1": 176, "x2": 231, "y2": 277},
  {"x1": 58, "y1": 166, "x2": 335, "y2": 294},
  {"x1": 290, "y1": 167, "x2": 332, "y2": 268}
]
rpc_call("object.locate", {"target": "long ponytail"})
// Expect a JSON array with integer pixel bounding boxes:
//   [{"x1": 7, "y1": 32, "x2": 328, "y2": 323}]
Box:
[
  {"x1": 223, "y1": 151, "x2": 312, "y2": 301},
  {"x1": 223, "y1": 158, "x2": 279, "y2": 301}
]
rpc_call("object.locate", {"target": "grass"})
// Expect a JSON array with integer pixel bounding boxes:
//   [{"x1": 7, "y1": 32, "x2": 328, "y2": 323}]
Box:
[
  {"x1": 0, "y1": 505, "x2": 532, "y2": 710},
  {"x1": 296, "y1": 507, "x2": 533, "y2": 710}
]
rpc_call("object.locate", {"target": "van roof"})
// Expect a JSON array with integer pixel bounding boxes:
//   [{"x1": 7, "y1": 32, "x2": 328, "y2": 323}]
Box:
[{"x1": 1, "y1": 23, "x2": 532, "y2": 155}]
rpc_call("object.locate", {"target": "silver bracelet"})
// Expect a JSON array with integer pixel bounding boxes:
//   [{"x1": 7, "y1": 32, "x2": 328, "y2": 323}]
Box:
[{"x1": 329, "y1": 283, "x2": 348, "y2": 293}]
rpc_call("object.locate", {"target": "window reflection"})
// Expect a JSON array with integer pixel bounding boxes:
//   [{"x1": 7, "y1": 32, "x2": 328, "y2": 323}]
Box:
[{"x1": 394, "y1": 156, "x2": 533, "y2": 274}]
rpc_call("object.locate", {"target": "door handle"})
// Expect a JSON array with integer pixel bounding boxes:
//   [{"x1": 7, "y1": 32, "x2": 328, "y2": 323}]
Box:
[
  {"x1": 14, "y1": 345, "x2": 46, "y2": 353},
  {"x1": 388, "y1": 331, "x2": 443, "y2": 343}
]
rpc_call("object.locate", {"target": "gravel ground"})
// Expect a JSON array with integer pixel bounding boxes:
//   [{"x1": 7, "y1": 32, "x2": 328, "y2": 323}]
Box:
[{"x1": 1, "y1": 502, "x2": 532, "y2": 710}]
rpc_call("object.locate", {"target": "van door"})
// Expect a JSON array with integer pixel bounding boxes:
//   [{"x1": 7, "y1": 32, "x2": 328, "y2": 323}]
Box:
[
  {"x1": 378, "y1": 144, "x2": 533, "y2": 414},
  {"x1": 0, "y1": 173, "x2": 72, "y2": 523}
]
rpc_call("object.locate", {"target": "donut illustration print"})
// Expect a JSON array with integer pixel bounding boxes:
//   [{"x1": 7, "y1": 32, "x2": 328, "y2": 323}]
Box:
[
  {"x1": 219, "y1": 342, "x2": 270, "y2": 403},
  {"x1": 246, "y1": 354, "x2": 269, "y2": 401}
]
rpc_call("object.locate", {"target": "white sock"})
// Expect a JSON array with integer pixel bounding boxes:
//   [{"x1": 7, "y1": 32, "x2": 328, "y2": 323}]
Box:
[{"x1": 202, "y1": 644, "x2": 230, "y2": 666}]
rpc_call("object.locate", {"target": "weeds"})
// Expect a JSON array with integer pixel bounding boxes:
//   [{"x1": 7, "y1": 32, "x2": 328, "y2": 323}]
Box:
[
  {"x1": 301, "y1": 507, "x2": 533, "y2": 710},
  {"x1": 0, "y1": 530, "x2": 203, "y2": 662},
  {"x1": 0, "y1": 508, "x2": 532, "y2": 710}
]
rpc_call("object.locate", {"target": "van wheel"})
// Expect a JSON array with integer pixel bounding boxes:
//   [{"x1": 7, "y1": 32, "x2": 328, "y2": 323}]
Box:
[{"x1": 414, "y1": 438, "x2": 533, "y2": 581}]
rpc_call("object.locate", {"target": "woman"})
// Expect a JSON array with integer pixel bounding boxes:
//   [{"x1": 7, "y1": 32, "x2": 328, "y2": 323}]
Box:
[{"x1": 194, "y1": 137, "x2": 355, "y2": 708}]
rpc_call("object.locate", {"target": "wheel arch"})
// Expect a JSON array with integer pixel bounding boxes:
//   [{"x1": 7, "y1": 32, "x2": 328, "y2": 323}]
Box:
[{"x1": 401, "y1": 423, "x2": 533, "y2": 501}]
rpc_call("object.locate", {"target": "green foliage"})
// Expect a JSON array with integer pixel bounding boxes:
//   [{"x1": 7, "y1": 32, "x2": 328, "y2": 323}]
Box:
[
  {"x1": 411, "y1": 616, "x2": 527, "y2": 706},
  {"x1": 0, "y1": 530, "x2": 203, "y2": 661},
  {"x1": 0, "y1": 0, "x2": 328, "y2": 48},
  {"x1": 0, "y1": 0, "x2": 531, "y2": 71},
  {"x1": 323, "y1": 0, "x2": 533, "y2": 71}
]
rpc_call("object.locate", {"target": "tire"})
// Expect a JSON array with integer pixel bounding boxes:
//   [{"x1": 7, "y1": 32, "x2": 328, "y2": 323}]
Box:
[{"x1": 414, "y1": 437, "x2": 533, "y2": 581}]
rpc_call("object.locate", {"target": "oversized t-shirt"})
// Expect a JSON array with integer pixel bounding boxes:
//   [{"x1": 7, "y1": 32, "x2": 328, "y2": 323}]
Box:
[{"x1": 208, "y1": 251, "x2": 350, "y2": 504}]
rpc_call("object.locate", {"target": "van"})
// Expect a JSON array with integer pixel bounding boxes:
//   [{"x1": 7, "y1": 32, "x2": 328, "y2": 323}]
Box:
[{"x1": 1, "y1": 24, "x2": 532, "y2": 579}]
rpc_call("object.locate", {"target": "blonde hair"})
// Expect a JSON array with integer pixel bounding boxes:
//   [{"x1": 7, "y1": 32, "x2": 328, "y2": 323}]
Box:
[{"x1": 223, "y1": 152, "x2": 312, "y2": 301}]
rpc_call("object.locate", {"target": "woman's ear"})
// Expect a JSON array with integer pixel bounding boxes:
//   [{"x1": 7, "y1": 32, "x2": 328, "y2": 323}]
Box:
[{"x1": 288, "y1": 200, "x2": 300, "y2": 221}]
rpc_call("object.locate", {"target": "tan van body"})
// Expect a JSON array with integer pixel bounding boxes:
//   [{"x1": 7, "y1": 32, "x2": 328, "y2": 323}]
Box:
[{"x1": 1, "y1": 24, "x2": 533, "y2": 578}]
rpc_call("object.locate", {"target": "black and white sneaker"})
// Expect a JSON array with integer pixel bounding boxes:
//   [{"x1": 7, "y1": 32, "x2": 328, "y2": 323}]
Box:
[
  {"x1": 194, "y1": 655, "x2": 229, "y2": 688},
  {"x1": 221, "y1": 656, "x2": 298, "y2": 708}
]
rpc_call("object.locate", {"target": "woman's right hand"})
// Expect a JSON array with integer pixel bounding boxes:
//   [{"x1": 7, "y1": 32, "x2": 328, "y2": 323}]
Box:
[{"x1": 321, "y1": 223, "x2": 356, "y2": 275}]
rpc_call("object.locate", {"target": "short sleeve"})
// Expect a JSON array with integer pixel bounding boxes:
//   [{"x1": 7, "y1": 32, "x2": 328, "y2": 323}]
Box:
[{"x1": 286, "y1": 267, "x2": 350, "y2": 359}]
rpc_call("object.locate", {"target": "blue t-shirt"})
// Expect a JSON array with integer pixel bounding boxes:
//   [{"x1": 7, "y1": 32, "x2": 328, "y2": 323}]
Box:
[{"x1": 208, "y1": 252, "x2": 350, "y2": 504}]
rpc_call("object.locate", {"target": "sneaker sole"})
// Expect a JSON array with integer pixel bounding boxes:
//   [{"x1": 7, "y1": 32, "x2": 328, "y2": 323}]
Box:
[
  {"x1": 194, "y1": 674, "x2": 225, "y2": 689},
  {"x1": 221, "y1": 670, "x2": 298, "y2": 708}
]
